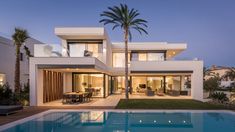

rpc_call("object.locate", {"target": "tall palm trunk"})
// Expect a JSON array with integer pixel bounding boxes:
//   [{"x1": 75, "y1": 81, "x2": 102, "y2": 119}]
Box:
[
  {"x1": 124, "y1": 28, "x2": 129, "y2": 99},
  {"x1": 15, "y1": 44, "x2": 20, "y2": 93}
]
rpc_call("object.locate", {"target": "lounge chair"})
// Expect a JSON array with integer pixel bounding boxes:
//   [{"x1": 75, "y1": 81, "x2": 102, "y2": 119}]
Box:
[
  {"x1": 85, "y1": 92, "x2": 93, "y2": 102},
  {"x1": 156, "y1": 88, "x2": 165, "y2": 96},
  {"x1": 145, "y1": 87, "x2": 155, "y2": 96},
  {"x1": 0, "y1": 105, "x2": 23, "y2": 116}
]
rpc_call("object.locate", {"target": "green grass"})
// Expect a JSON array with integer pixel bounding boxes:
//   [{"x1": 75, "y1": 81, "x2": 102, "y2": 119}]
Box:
[{"x1": 116, "y1": 99, "x2": 227, "y2": 109}]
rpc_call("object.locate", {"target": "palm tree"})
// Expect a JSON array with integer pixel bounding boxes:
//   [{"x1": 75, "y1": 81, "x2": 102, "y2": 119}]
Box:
[
  {"x1": 100, "y1": 4, "x2": 148, "y2": 99},
  {"x1": 12, "y1": 28, "x2": 29, "y2": 93}
]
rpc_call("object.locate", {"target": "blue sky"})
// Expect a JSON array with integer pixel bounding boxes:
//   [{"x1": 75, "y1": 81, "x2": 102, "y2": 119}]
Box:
[{"x1": 0, "y1": 0, "x2": 234, "y2": 67}]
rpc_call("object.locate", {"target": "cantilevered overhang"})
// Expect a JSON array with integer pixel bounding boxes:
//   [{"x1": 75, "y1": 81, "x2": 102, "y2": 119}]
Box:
[
  {"x1": 30, "y1": 57, "x2": 107, "y2": 72},
  {"x1": 55, "y1": 27, "x2": 108, "y2": 40},
  {"x1": 130, "y1": 61, "x2": 203, "y2": 75}
]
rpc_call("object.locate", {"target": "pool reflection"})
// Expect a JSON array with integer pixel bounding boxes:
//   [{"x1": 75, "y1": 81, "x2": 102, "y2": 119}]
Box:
[{"x1": 5, "y1": 111, "x2": 235, "y2": 132}]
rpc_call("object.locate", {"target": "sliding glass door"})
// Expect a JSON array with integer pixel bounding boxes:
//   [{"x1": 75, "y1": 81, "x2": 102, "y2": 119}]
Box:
[
  {"x1": 132, "y1": 76, "x2": 164, "y2": 94},
  {"x1": 73, "y1": 73, "x2": 104, "y2": 97}
]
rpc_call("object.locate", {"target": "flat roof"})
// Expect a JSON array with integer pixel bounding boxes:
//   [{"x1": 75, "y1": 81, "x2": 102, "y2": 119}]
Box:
[{"x1": 55, "y1": 27, "x2": 108, "y2": 40}]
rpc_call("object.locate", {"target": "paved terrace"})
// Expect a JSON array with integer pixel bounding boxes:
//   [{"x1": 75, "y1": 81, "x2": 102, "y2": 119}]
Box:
[{"x1": 0, "y1": 94, "x2": 191, "y2": 126}]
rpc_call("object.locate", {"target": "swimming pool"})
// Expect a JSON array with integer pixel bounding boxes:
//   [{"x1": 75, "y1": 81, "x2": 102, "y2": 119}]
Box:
[{"x1": 1, "y1": 110, "x2": 235, "y2": 132}]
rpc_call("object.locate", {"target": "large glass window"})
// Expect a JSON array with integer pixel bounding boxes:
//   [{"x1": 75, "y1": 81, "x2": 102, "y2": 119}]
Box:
[
  {"x1": 132, "y1": 76, "x2": 164, "y2": 93},
  {"x1": 131, "y1": 52, "x2": 165, "y2": 61},
  {"x1": 138, "y1": 53, "x2": 147, "y2": 61},
  {"x1": 68, "y1": 42, "x2": 103, "y2": 58},
  {"x1": 112, "y1": 53, "x2": 130, "y2": 67},
  {"x1": 166, "y1": 76, "x2": 181, "y2": 92},
  {"x1": 147, "y1": 77, "x2": 164, "y2": 92},
  {"x1": 132, "y1": 76, "x2": 147, "y2": 93},
  {"x1": 113, "y1": 53, "x2": 125, "y2": 67},
  {"x1": 147, "y1": 53, "x2": 164, "y2": 61},
  {"x1": 69, "y1": 44, "x2": 85, "y2": 57},
  {"x1": 73, "y1": 74, "x2": 104, "y2": 97},
  {"x1": 112, "y1": 76, "x2": 125, "y2": 93}
]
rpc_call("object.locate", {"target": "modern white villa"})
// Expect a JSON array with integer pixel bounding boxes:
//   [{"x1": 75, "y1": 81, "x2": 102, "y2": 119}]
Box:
[{"x1": 29, "y1": 27, "x2": 203, "y2": 106}]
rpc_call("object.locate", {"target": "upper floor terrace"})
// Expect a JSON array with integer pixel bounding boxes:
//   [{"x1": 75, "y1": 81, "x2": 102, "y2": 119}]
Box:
[{"x1": 32, "y1": 27, "x2": 202, "y2": 70}]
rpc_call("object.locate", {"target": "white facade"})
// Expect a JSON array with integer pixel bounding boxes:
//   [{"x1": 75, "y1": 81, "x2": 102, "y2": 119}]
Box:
[
  {"x1": 0, "y1": 36, "x2": 42, "y2": 89},
  {"x1": 29, "y1": 27, "x2": 204, "y2": 106}
]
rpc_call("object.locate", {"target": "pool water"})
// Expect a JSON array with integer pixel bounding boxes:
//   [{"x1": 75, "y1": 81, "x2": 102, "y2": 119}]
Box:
[{"x1": 1, "y1": 110, "x2": 235, "y2": 132}]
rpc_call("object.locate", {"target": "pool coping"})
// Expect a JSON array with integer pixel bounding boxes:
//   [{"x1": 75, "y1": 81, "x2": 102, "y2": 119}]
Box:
[{"x1": 1, "y1": 109, "x2": 235, "y2": 131}]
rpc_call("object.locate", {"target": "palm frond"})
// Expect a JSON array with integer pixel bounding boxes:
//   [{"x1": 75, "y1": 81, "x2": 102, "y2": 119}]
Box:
[
  {"x1": 100, "y1": 3, "x2": 148, "y2": 35},
  {"x1": 12, "y1": 28, "x2": 29, "y2": 46}
]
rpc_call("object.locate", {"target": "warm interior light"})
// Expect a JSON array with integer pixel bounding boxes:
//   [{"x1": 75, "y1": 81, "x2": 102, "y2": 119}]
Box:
[{"x1": 173, "y1": 52, "x2": 176, "y2": 55}]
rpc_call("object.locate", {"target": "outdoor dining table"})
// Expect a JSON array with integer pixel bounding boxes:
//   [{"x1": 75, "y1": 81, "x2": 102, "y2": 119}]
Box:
[{"x1": 63, "y1": 92, "x2": 89, "y2": 103}]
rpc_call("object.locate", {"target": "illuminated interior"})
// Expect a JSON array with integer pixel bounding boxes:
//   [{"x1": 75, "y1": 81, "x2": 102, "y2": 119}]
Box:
[
  {"x1": 68, "y1": 42, "x2": 103, "y2": 58},
  {"x1": 73, "y1": 73, "x2": 104, "y2": 97},
  {"x1": 112, "y1": 53, "x2": 130, "y2": 67},
  {"x1": 0, "y1": 73, "x2": 6, "y2": 86},
  {"x1": 111, "y1": 75, "x2": 191, "y2": 96}
]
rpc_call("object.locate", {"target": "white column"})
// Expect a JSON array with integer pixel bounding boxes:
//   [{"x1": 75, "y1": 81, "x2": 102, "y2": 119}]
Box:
[
  {"x1": 61, "y1": 39, "x2": 68, "y2": 57},
  {"x1": 191, "y1": 64, "x2": 203, "y2": 101},
  {"x1": 29, "y1": 60, "x2": 36, "y2": 106}
]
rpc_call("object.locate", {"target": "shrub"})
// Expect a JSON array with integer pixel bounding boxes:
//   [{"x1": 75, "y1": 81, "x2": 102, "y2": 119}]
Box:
[
  {"x1": 0, "y1": 83, "x2": 17, "y2": 105},
  {"x1": 0, "y1": 82, "x2": 30, "y2": 105},
  {"x1": 204, "y1": 77, "x2": 220, "y2": 95},
  {"x1": 210, "y1": 92, "x2": 228, "y2": 103},
  {"x1": 19, "y1": 83, "x2": 30, "y2": 106}
]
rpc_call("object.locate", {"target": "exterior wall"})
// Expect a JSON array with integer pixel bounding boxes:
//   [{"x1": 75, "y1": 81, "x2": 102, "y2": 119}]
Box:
[
  {"x1": 130, "y1": 61, "x2": 204, "y2": 101},
  {"x1": 29, "y1": 27, "x2": 204, "y2": 105},
  {"x1": 104, "y1": 30, "x2": 113, "y2": 68},
  {"x1": 63, "y1": 72, "x2": 72, "y2": 93},
  {"x1": 0, "y1": 36, "x2": 42, "y2": 89},
  {"x1": 61, "y1": 39, "x2": 68, "y2": 57},
  {"x1": 29, "y1": 57, "x2": 107, "y2": 106}
]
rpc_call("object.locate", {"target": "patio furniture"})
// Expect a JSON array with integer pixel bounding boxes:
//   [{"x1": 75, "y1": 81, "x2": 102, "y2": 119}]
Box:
[
  {"x1": 86, "y1": 92, "x2": 93, "y2": 101},
  {"x1": 84, "y1": 50, "x2": 93, "y2": 57},
  {"x1": 0, "y1": 105, "x2": 23, "y2": 116},
  {"x1": 83, "y1": 93, "x2": 89, "y2": 102},
  {"x1": 156, "y1": 88, "x2": 165, "y2": 96},
  {"x1": 146, "y1": 90, "x2": 155, "y2": 96},
  {"x1": 145, "y1": 87, "x2": 155, "y2": 96},
  {"x1": 167, "y1": 90, "x2": 180, "y2": 96},
  {"x1": 62, "y1": 94, "x2": 68, "y2": 104},
  {"x1": 180, "y1": 91, "x2": 188, "y2": 95},
  {"x1": 63, "y1": 92, "x2": 90, "y2": 104}
]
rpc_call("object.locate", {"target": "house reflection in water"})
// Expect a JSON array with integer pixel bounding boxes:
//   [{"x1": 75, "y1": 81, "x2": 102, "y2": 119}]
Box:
[{"x1": 27, "y1": 111, "x2": 203, "y2": 132}]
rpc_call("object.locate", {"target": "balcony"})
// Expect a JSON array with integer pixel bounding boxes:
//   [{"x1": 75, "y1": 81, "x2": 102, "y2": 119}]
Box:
[{"x1": 33, "y1": 44, "x2": 104, "y2": 63}]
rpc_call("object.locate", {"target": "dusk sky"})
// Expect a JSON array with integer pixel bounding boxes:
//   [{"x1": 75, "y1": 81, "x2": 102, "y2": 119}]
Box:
[{"x1": 0, "y1": 0, "x2": 234, "y2": 67}]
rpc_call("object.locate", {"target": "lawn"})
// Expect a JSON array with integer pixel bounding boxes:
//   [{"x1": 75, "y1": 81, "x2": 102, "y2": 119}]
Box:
[{"x1": 116, "y1": 99, "x2": 227, "y2": 109}]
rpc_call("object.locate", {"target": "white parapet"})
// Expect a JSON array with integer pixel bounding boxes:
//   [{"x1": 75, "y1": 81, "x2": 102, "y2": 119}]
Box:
[{"x1": 34, "y1": 44, "x2": 53, "y2": 57}]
